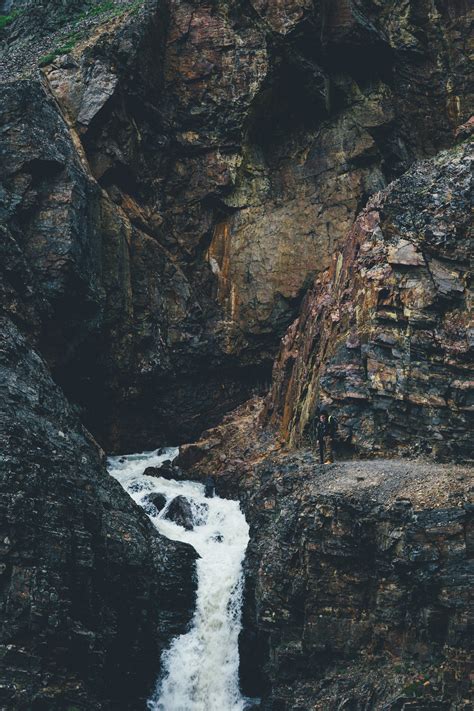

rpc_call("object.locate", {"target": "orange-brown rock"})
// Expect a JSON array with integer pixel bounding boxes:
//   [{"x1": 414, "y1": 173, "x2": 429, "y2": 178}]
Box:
[
  {"x1": 2, "y1": 0, "x2": 472, "y2": 449},
  {"x1": 264, "y1": 140, "x2": 473, "y2": 460}
]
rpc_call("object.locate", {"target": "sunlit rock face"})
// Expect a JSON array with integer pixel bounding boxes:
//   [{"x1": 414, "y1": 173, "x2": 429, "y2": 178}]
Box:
[
  {"x1": 264, "y1": 139, "x2": 473, "y2": 461},
  {"x1": 1, "y1": 0, "x2": 472, "y2": 449}
]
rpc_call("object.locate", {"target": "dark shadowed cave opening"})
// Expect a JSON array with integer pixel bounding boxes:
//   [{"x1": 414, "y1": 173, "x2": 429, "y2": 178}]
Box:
[{"x1": 53, "y1": 354, "x2": 273, "y2": 453}]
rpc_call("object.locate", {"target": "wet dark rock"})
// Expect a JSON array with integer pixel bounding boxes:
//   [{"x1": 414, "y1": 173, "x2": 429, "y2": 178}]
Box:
[
  {"x1": 0, "y1": 317, "x2": 197, "y2": 711},
  {"x1": 165, "y1": 496, "x2": 195, "y2": 531},
  {"x1": 145, "y1": 493, "x2": 167, "y2": 512},
  {"x1": 158, "y1": 461, "x2": 180, "y2": 479},
  {"x1": 144, "y1": 463, "x2": 184, "y2": 481},
  {"x1": 143, "y1": 466, "x2": 162, "y2": 478},
  {"x1": 182, "y1": 405, "x2": 473, "y2": 709}
]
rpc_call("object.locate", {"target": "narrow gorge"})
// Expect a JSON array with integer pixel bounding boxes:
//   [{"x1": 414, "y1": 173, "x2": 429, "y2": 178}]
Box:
[{"x1": 0, "y1": 0, "x2": 472, "y2": 709}]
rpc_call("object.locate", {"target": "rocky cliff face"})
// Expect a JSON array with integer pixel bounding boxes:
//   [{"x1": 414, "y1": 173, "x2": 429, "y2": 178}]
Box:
[
  {"x1": 264, "y1": 138, "x2": 473, "y2": 461},
  {"x1": 0, "y1": 316, "x2": 197, "y2": 710},
  {"x1": 178, "y1": 400, "x2": 473, "y2": 710},
  {"x1": 243, "y1": 455, "x2": 473, "y2": 710},
  {"x1": 1, "y1": 1, "x2": 473, "y2": 709},
  {"x1": 1, "y1": 0, "x2": 472, "y2": 449}
]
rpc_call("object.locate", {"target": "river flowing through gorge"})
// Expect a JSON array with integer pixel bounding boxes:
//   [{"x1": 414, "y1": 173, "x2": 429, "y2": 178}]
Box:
[{"x1": 107, "y1": 448, "x2": 252, "y2": 711}]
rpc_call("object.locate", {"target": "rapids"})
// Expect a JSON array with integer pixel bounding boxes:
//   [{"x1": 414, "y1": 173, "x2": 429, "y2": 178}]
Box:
[{"x1": 108, "y1": 448, "x2": 251, "y2": 711}]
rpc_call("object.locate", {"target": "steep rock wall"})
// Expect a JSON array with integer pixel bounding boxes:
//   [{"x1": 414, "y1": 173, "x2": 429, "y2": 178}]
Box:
[
  {"x1": 0, "y1": 317, "x2": 197, "y2": 710},
  {"x1": 264, "y1": 138, "x2": 473, "y2": 461},
  {"x1": 242, "y1": 455, "x2": 473, "y2": 710},
  {"x1": 1, "y1": 0, "x2": 472, "y2": 448},
  {"x1": 177, "y1": 401, "x2": 474, "y2": 710}
]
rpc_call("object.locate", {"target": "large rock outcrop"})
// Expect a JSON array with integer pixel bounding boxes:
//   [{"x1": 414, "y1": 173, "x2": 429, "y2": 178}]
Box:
[
  {"x1": 1, "y1": 0, "x2": 472, "y2": 449},
  {"x1": 0, "y1": 316, "x2": 197, "y2": 710},
  {"x1": 178, "y1": 401, "x2": 473, "y2": 710},
  {"x1": 242, "y1": 455, "x2": 473, "y2": 710},
  {"x1": 265, "y1": 138, "x2": 473, "y2": 461}
]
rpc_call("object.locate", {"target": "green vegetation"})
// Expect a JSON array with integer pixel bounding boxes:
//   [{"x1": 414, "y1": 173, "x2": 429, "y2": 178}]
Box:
[
  {"x1": 37, "y1": 1, "x2": 144, "y2": 68},
  {"x1": 76, "y1": 0, "x2": 115, "y2": 22},
  {"x1": 38, "y1": 53, "x2": 57, "y2": 67},
  {"x1": 0, "y1": 9, "x2": 23, "y2": 30},
  {"x1": 38, "y1": 31, "x2": 83, "y2": 67},
  {"x1": 75, "y1": 0, "x2": 143, "y2": 24}
]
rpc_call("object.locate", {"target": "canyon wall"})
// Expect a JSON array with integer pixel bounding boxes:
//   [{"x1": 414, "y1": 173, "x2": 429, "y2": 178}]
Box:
[
  {"x1": 1, "y1": 1, "x2": 473, "y2": 709},
  {"x1": 0, "y1": 317, "x2": 197, "y2": 710},
  {"x1": 178, "y1": 400, "x2": 473, "y2": 710},
  {"x1": 1, "y1": 0, "x2": 472, "y2": 449},
  {"x1": 264, "y1": 137, "x2": 473, "y2": 461}
]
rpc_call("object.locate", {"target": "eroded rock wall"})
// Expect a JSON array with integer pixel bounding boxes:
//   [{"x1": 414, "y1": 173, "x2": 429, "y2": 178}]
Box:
[
  {"x1": 1, "y1": 0, "x2": 472, "y2": 448},
  {"x1": 242, "y1": 456, "x2": 473, "y2": 710},
  {"x1": 177, "y1": 401, "x2": 474, "y2": 710},
  {"x1": 0, "y1": 317, "x2": 197, "y2": 710},
  {"x1": 264, "y1": 138, "x2": 473, "y2": 461}
]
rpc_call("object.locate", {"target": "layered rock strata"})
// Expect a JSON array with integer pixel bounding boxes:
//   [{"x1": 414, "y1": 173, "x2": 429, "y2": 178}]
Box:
[
  {"x1": 1, "y1": 0, "x2": 472, "y2": 448},
  {"x1": 264, "y1": 139, "x2": 473, "y2": 461},
  {"x1": 0, "y1": 2, "x2": 473, "y2": 708},
  {"x1": 0, "y1": 317, "x2": 197, "y2": 710}
]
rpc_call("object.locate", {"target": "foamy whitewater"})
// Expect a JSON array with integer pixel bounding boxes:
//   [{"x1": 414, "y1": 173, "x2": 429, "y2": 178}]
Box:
[{"x1": 107, "y1": 447, "x2": 250, "y2": 711}]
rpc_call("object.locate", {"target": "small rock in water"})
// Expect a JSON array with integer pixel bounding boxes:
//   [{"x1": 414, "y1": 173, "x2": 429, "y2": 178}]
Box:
[
  {"x1": 165, "y1": 496, "x2": 194, "y2": 530},
  {"x1": 211, "y1": 533, "x2": 224, "y2": 543},
  {"x1": 145, "y1": 493, "x2": 167, "y2": 512},
  {"x1": 143, "y1": 462, "x2": 184, "y2": 479},
  {"x1": 160, "y1": 462, "x2": 185, "y2": 480},
  {"x1": 143, "y1": 466, "x2": 161, "y2": 477}
]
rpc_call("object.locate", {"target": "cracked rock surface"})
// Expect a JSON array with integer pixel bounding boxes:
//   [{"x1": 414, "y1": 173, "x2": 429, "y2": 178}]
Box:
[
  {"x1": 1, "y1": 0, "x2": 472, "y2": 448},
  {"x1": 179, "y1": 399, "x2": 474, "y2": 710},
  {"x1": 265, "y1": 140, "x2": 473, "y2": 461}
]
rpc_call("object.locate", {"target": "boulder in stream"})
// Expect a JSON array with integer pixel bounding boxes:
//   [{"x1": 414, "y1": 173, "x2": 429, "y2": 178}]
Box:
[
  {"x1": 144, "y1": 492, "x2": 167, "y2": 512},
  {"x1": 143, "y1": 461, "x2": 183, "y2": 480},
  {"x1": 165, "y1": 496, "x2": 195, "y2": 530}
]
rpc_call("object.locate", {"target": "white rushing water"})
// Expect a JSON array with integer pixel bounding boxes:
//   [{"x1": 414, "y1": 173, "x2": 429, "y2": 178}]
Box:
[{"x1": 107, "y1": 447, "x2": 251, "y2": 711}]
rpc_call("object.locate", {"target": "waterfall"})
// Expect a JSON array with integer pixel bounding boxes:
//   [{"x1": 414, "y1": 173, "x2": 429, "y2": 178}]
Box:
[{"x1": 107, "y1": 448, "x2": 251, "y2": 711}]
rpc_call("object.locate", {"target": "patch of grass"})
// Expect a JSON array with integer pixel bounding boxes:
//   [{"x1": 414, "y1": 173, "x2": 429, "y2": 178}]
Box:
[
  {"x1": 38, "y1": 31, "x2": 83, "y2": 67},
  {"x1": 75, "y1": 0, "x2": 115, "y2": 22},
  {"x1": 38, "y1": 1, "x2": 144, "y2": 68},
  {"x1": 111, "y1": 0, "x2": 144, "y2": 18},
  {"x1": 38, "y1": 53, "x2": 57, "y2": 67},
  {"x1": 80, "y1": 0, "x2": 144, "y2": 22},
  {"x1": 0, "y1": 9, "x2": 23, "y2": 30}
]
